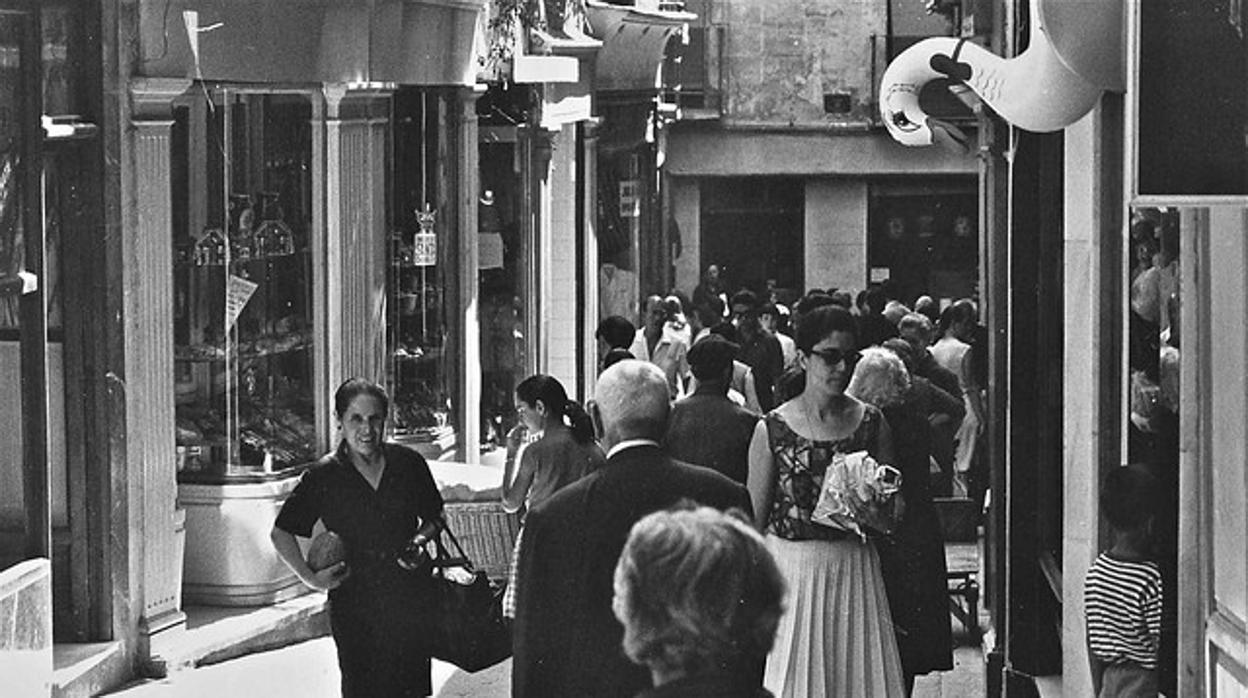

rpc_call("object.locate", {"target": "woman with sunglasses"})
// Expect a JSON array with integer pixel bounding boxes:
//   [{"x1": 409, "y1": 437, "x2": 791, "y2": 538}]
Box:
[{"x1": 746, "y1": 305, "x2": 904, "y2": 698}]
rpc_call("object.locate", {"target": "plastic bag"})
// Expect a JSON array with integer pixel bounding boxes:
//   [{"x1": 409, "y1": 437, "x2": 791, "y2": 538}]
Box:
[{"x1": 811, "y1": 450, "x2": 904, "y2": 540}]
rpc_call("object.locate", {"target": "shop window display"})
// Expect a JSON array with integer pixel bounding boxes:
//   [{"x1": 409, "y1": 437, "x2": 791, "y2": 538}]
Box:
[
  {"x1": 387, "y1": 89, "x2": 456, "y2": 456},
  {"x1": 172, "y1": 89, "x2": 320, "y2": 480}
]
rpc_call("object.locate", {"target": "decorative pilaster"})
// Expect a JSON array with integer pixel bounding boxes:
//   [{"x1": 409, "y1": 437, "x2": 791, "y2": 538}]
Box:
[
  {"x1": 129, "y1": 77, "x2": 192, "y2": 635},
  {"x1": 323, "y1": 85, "x2": 392, "y2": 397}
]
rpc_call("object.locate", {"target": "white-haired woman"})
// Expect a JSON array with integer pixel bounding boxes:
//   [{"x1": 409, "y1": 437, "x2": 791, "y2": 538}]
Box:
[
  {"x1": 849, "y1": 347, "x2": 954, "y2": 695},
  {"x1": 613, "y1": 505, "x2": 786, "y2": 698}
]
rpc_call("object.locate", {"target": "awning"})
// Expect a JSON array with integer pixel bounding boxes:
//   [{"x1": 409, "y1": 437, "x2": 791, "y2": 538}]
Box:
[
  {"x1": 139, "y1": 0, "x2": 488, "y2": 86},
  {"x1": 584, "y1": 0, "x2": 694, "y2": 93}
]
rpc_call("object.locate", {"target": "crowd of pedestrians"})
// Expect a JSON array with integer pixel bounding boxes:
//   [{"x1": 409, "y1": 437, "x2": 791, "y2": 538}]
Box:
[{"x1": 272, "y1": 266, "x2": 994, "y2": 697}]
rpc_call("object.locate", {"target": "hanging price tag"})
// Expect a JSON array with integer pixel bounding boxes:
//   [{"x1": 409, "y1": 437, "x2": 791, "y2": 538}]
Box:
[
  {"x1": 413, "y1": 231, "x2": 437, "y2": 266},
  {"x1": 225, "y1": 274, "x2": 259, "y2": 329}
]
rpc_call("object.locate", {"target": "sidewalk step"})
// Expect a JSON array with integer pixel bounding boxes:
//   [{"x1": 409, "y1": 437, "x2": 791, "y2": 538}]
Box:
[
  {"x1": 53, "y1": 641, "x2": 127, "y2": 698},
  {"x1": 145, "y1": 593, "x2": 330, "y2": 677}
]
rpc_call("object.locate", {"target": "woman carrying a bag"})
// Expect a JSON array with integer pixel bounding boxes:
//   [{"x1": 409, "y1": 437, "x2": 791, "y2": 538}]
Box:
[
  {"x1": 271, "y1": 378, "x2": 444, "y2": 697},
  {"x1": 746, "y1": 306, "x2": 905, "y2": 698}
]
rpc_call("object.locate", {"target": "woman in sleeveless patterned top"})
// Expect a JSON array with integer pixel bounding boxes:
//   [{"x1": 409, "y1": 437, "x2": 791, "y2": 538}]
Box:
[{"x1": 746, "y1": 306, "x2": 905, "y2": 698}]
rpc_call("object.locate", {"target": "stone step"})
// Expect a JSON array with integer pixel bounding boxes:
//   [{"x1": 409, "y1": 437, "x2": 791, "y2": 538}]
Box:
[{"x1": 144, "y1": 593, "x2": 330, "y2": 678}]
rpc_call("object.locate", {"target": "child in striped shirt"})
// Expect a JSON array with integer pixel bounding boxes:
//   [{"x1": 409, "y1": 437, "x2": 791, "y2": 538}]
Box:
[{"x1": 1084, "y1": 464, "x2": 1163, "y2": 697}]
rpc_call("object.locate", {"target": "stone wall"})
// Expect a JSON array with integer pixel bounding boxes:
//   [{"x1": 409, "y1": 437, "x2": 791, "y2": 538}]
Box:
[{"x1": 720, "y1": 0, "x2": 886, "y2": 125}]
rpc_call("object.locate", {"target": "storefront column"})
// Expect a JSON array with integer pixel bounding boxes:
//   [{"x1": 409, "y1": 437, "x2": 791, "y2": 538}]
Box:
[
  {"x1": 531, "y1": 129, "x2": 555, "y2": 379},
  {"x1": 324, "y1": 85, "x2": 391, "y2": 401},
  {"x1": 545, "y1": 124, "x2": 579, "y2": 390},
  {"x1": 579, "y1": 120, "x2": 600, "y2": 399},
  {"x1": 129, "y1": 77, "x2": 192, "y2": 636},
  {"x1": 455, "y1": 88, "x2": 481, "y2": 462}
]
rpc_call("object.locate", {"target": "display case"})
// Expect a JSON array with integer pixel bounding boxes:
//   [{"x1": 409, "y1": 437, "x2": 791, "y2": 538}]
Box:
[
  {"x1": 387, "y1": 89, "x2": 456, "y2": 459},
  {"x1": 172, "y1": 88, "x2": 323, "y2": 482}
]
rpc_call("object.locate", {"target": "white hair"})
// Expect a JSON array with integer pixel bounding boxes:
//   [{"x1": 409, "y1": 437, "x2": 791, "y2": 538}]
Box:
[{"x1": 847, "y1": 347, "x2": 910, "y2": 408}]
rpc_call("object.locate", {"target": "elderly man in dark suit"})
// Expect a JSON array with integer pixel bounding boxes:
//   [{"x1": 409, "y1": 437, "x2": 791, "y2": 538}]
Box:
[
  {"x1": 512, "y1": 360, "x2": 754, "y2": 698},
  {"x1": 664, "y1": 335, "x2": 760, "y2": 485}
]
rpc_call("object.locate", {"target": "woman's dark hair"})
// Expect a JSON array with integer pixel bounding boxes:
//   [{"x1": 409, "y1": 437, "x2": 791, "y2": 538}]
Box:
[
  {"x1": 515, "y1": 374, "x2": 595, "y2": 445},
  {"x1": 334, "y1": 378, "x2": 390, "y2": 418},
  {"x1": 938, "y1": 299, "x2": 978, "y2": 335},
  {"x1": 795, "y1": 305, "x2": 858, "y2": 353}
]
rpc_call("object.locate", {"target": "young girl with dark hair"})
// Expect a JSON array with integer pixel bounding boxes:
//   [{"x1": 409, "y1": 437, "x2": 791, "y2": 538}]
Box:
[{"x1": 500, "y1": 374, "x2": 605, "y2": 618}]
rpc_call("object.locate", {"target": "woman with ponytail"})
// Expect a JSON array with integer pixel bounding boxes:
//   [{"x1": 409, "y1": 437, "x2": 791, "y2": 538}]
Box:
[
  {"x1": 502, "y1": 374, "x2": 604, "y2": 515},
  {"x1": 501, "y1": 374, "x2": 604, "y2": 618}
]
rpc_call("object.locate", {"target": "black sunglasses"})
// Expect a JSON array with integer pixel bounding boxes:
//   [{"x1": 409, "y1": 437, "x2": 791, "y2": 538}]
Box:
[{"x1": 807, "y1": 347, "x2": 859, "y2": 366}]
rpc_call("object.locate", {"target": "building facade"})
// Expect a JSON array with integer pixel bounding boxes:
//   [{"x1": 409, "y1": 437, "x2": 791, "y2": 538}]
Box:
[{"x1": 664, "y1": 0, "x2": 978, "y2": 306}]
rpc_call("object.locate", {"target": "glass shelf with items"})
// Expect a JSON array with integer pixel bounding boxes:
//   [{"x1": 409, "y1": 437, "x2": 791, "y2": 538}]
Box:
[{"x1": 171, "y1": 87, "x2": 325, "y2": 482}]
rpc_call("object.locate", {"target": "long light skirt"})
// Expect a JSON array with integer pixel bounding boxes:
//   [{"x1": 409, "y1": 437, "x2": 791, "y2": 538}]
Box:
[{"x1": 764, "y1": 535, "x2": 905, "y2": 698}]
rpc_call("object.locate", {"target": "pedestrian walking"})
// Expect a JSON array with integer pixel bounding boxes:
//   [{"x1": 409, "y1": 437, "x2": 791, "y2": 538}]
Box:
[
  {"x1": 512, "y1": 360, "x2": 752, "y2": 698},
  {"x1": 630, "y1": 295, "x2": 691, "y2": 399},
  {"x1": 746, "y1": 306, "x2": 905, "y2": 697},
  {"x1": 664, "y1": 334, "x2": 760, "y2": 485},
  {"x1": 613, "y1": 506, "x2": 785, "y2": 698},
  {"x1": 270, "y1": 378, "x2": 444, "y2": 697},
  {"x1": 500, "y1": 374, "x2": 604, "y2": 617},
  {"x1": 849, "y1": 347, "x2": 955, "y2": 694}
]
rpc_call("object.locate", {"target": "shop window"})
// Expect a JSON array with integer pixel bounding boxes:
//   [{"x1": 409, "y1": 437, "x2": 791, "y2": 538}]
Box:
[
  {"x1": 1126, "y1": 206, "x2": 1181, "y2": 694},
  {"x1": 1137, "y1": 1, "x2": 1248, "y2": 197},
  {"x1": 868, "y1": 183, "x2": 977, "y2": 305},
  {"x1": 698, "y1": 177, "x2": 804, "y2": 298},
  {"x1": 172, "y1": 88, "x2": 320, "y2": 480},
  {"x1": 387, "y1": 88, "x2": 457, "y2": 457},
  {"x1": 478, "y1": 135, "x2": 531, "y2": 451}
]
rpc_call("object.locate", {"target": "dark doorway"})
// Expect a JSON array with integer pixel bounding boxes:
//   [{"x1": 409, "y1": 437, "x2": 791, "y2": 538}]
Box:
[{"x1": 699, "y1": 177, "x2": 804, "y2": 296}]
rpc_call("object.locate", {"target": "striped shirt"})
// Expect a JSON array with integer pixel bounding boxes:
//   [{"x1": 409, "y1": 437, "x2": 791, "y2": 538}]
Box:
[{"x1": 1084, "y1": 552, "x2": 1163, "y2": 669}]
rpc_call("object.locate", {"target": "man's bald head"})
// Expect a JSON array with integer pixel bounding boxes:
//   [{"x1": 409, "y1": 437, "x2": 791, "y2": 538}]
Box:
[{"x1": 594, "y1": 360, "x2": 671, "y2": 448}]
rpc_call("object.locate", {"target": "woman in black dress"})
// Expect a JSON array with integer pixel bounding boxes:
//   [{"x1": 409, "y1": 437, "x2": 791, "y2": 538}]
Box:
[
  {"x1": 271, "y1": 378, "x2": 444, "y2": 697},
  {"x1": 848, "y1": 347, "x2": 954, "y2": 695}
]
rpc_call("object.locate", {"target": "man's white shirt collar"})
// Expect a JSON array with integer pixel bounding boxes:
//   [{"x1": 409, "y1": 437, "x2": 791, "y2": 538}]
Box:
[{"x1": 606, "y1": 439, "x2": 661, "y2": 459}]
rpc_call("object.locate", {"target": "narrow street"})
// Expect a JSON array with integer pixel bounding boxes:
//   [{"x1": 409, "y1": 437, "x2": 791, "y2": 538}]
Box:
[{"x1": 108, "y1": 638, "x2": 984, "y2": 697}]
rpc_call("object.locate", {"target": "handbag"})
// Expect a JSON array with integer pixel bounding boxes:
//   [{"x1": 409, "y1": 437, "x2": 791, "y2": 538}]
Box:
[{"x1": 422, "y1": 517, "x2": 513, "y2": 672}]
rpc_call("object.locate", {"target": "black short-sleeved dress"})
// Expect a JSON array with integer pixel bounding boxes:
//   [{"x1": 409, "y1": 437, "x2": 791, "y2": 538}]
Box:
[{"x1": 275, "y1": 442, "x2": 444, "y2": 697}]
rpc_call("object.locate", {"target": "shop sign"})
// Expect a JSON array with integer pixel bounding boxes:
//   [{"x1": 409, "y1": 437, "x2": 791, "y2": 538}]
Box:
[
  {"x1": 413, "y1": 204, "x2": 437, "y2": 266},
  {"x1": 413, "y1": 232, "x2": 437, "y2": 266},
  {"x1": 619, "y1": 180, "x2": 641, "y2": 219}
]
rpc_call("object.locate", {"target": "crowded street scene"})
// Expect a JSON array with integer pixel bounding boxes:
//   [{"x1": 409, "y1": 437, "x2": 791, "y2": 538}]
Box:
[{"x1": 2, "y1": 0, "x2": 1246, "y2": 697}]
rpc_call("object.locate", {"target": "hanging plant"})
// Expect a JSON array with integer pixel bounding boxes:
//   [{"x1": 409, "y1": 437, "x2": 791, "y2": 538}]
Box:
[{"x1": 485, "y1": 0, "x2": 587, "y2": 65}]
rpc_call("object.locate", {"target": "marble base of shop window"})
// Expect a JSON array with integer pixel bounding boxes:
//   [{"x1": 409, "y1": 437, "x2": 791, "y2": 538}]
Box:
[{"x1": 177, "y1": 477, "x2": 308, "y2": 607}]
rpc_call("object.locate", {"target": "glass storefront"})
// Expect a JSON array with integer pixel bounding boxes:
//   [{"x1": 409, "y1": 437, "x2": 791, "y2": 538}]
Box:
[{"x1": 172, "y1": 88, "x2": 321, "y2": 480}]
